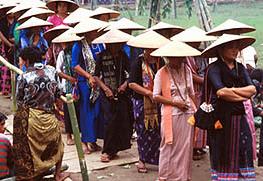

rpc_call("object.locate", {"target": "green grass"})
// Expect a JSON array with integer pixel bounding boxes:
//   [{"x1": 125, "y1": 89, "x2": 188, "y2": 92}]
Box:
[{"x1": 120, "y1": 2, "x2": 263, "y2": 67}]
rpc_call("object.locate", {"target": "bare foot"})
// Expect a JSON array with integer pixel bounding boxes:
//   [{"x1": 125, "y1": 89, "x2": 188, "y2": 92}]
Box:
[
  {"x1": 55, "y1": 172, "x2": 70, "y2": 181},
  {"x1": 82, "y1": 143, "x2": 91, "y2": 154},
  {"x1": 66, "y1": 138, "x2": 75, "y2": 145}
]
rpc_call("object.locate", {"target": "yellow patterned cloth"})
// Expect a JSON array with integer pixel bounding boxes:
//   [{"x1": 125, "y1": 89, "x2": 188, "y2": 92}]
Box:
[{"x1": 13, "y1": 108, "x2": 64, "y2": 180}]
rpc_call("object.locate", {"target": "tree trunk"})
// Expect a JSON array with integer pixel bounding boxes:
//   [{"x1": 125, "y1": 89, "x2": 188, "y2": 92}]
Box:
[
  {"x1": 148, "y1": 0, "x2": 155, "y2": 28},
  {"x1": 135, "y1": 0, "x2": 140, "y2": 16},
  {"x1": 156, "y1": 0, "x2": 161, "y2": 23},
  {"x1": 114, "y1": 0, "x2": 120, "y2": 11},
  {"x1": 212, "y1": 0, "x2": 218, "y2": 12},
  {"x1": 91, "y1": 0, "x2": 97, "y2": 10},
  {"x1": 173, "y1": 0, "x2": 177, "y2": 19}
]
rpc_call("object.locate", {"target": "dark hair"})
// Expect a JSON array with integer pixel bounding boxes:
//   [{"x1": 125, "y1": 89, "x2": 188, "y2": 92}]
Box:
[
  {"x1": 19, "y1": 46, "x2": 42, "y2": 65},
  {"x1": 0, "y1": 112, "x2": 7, "y2": 122}
]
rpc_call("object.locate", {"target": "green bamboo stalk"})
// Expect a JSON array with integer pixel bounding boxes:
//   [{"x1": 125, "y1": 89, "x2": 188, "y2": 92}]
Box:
[
  {"x1": 11, "y1": 71, "x2": 17, "y2": 112},
  {"x1": 65, "y1": 94, "x2": 89, "y2": 181}
]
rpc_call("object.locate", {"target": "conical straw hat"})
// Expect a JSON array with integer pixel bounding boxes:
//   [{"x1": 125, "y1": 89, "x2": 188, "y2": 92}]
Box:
[
  {"x1": 52, "y1": 29, "x2": 83, "y2": 43},
  {"x1": 63, "y1": 8, "x2": 93, "y2": 24},
  {"x1": 92, "y1": 29, "x2": 134, "y2": 44},
  {"x1": 18, "y1": 7, "x2": 55, "y2": 23},
  {"x1": 46, "y1": 0, "x2": 79, "y2": 12},
  {"x1": 127, "y1": 30, "x2": 170, "y2": 49},
  {"x1": 6, "y1": 0, "x2": 46, "y2": 17},
  {"x1": 0, "y1": 2, "x2": 17, "y2": 17},
  {"x1": 171, "y1": 26, "x2": 217, "y2": 42},
  {"x1": 44, "y1": 24, "x2": 71, "y2": 42},
  {"x1": 16, "y1": 17, "x2": 53, "y2": 30},
  {"x1": 207, "y1": 19, "x2": 255, "y2": 36},
  {"x1": 151, "y1": 40, "x2": 201, "y2": 57},
  {"x1": 202, "y1": 34, "x2": 255, "y2": 58},
  {"x1": 148, "y1": 22, "x2": 184, "y2": 35},
  {"x1": 104, "y1": 18, "x2": 145, "y2": 31},
  {"x1": 90, "y1": 7, "x2": 120, "y2": 21},
  {"x1": 73, "y1": 18, "x2": 109, "y2": 35}
]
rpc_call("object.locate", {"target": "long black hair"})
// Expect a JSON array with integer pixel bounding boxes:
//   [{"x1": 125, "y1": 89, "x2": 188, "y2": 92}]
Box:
[{"x1": 19, "y1": 46, "x2": 42, "y2": 65}]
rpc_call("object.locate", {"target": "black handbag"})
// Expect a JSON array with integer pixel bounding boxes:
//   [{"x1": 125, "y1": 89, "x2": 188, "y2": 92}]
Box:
[{"x1": 194, "y1": 68, "x2": 220, "y2": 130}]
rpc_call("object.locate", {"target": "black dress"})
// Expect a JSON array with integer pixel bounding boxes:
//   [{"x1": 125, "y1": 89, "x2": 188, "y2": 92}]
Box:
[
  {"x1": 206, "y1": 59, "x2": 255, "y2": 180},
  {"x1": 95, "y1": 49, "x2": 133, "y2": 156}
]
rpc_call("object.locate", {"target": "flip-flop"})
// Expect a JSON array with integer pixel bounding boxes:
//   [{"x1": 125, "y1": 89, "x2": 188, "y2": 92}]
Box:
[
  {"x1": 100, "y1": 153, "x2": 110, "y2": 163},
  {"x1": 137, "y1": 165, "x2": 148, "y2": 173}
]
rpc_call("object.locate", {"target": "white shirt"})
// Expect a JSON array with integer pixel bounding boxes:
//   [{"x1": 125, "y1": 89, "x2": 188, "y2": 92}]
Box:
[
  {"x1": 56, "y1": 50, "x2": 66, "y2": 93},
  {"x1": 242, "y1": 46, "x2": 257, "y2": 68}
]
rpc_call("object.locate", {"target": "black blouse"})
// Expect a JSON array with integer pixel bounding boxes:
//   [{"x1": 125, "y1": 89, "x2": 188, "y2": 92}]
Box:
[{"x1": 206, "y1": 59, "x2": 253, "y2": 116}]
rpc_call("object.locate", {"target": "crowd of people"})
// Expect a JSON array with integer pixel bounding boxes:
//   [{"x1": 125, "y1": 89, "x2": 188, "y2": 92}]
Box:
[{"x1": 0, "y1": 0, "x2": 263, "y2": 181}]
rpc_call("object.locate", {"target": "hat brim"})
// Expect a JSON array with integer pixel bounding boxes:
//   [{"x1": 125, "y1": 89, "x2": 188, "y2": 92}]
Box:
[
  {"x1": 206, "y1": 27, "x2": 256, "y2": 36},
  {"x1": 90, "y1": 12, "x2": 120, "y2": 21},
  {"x1": 202, "y1": 37, "x2": 255, "y2": 57},
  {"x1": 44, "y1": 28, "x2": 69, "y2": 42},
  {"x1": 47, "y1": 0, "x2": 78, "y2": 12}
]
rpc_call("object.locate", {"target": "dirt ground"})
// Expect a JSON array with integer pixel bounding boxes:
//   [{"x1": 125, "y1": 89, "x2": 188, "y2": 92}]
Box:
[{"x1": 1, "y1": 96, "x2": 263, "y2": 181}]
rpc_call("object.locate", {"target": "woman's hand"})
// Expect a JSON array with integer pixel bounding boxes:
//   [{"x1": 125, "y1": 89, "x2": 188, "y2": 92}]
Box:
[
  {"x1": 173, "y1": 100, "x2": 190, "y2": 112},
  {"x1": 69, "y1": 77, "x2": 77, "y2": 84},
  {"x1": 146, "y1": 90, "x2": 154, "y2": 102},
  {"x1": 88, "y1": 76, "x2": 96, "y2": 88},
  {"x1": 104, "y1": 88, "x2": 114, "y2": 98},
  {"x1": 118, "y1": 82, "x2": 127, "y2": 93}
]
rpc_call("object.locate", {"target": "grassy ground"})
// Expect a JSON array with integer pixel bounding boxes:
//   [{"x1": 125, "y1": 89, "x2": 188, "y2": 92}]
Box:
[{"x1": 119, "y1": 1, "x2": 263, "y2": 67}]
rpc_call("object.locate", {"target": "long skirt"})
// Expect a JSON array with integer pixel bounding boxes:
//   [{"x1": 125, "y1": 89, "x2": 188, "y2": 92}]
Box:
[
  {"x1": 208, "y1": 115, "x2": 255, "y2": 181},
  {"x1": 259, "y1": 119, "x2": 263, "y2": 166},
  {"x1": 0, "y1": 66, "x2": 11, "y2": 95},
  {"x1": 63, "y1": 101, "x2": 80, "y2": 134},
  {"x1": 78, "y1": 81, "x2": 101, "y2": 143},
  {"x1": 193, "y1": 127, "x2": 207, "y2": 149},
  {"x1": 132, "y1": 99, "x2": 161, "y2": 165},
  {"x1": 101, "y1": 93, "x2": 133, "y2": 156},
  {"x1": 13, "y1": 108, "x2": 64, "y2": 180},
  {"x1": 159, "y1": 114, "x2": 194, "y2": 181}
]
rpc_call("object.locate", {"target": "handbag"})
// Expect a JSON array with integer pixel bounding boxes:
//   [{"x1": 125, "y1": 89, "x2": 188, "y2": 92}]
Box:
[{"x1": 193, "y1": 67, "x2": 222, "y2": 130}]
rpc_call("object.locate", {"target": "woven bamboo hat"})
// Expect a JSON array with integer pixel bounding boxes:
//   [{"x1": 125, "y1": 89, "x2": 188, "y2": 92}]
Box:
[
  {"x1": 90, "y1": 7, "x2": 120, "y2": 21},
  {"x1": 148, "y1": 22, "x2": 184, "y2": 36},
  {"x1": 63, "y1": 8, "x2": 93, "y2": 25},
  {"x1": 171, "y1": 26, "x2": 217, "y2": 42},
  {"x1": 0, "y1": 2, "x2": 16, "y2": 17},
  {"x1": 18, "y1": 7, "x2": 55, "y2": 23},
  {"x1": 151, "y1": 40, "x2": 201, "y2": 57},
  {"x1": 104, "y1": 18, "x2": 145, "y2": 31},
  {"x1": 16, "y1": 17, "x2": 53, "y2": 30},
  {"x1": 202, "y1": 34, "x2": 255, "y2": 58},
  {"x1": 92, "y1": 29, "x2": 134, "y2": 44},
  {"x1": 44, "y1": 24, "x2": 71, "y2": 42},
  {"x1": 7, "y1": 0, "x2": 46, "y2": 17},
  {"x1": 127, "y1": 30, "x2": 170, "y2": 49},
  {"x1": 52, "y1": 29, "x2": 82, "y2": 43},
  {"x1": 73, "y1": 18, "x2": 109, "y2": 35},
  {"x1": 46, "y1": 0, "x2": 79, "y2": 12},
  {"x1": 207, "y1": 19, "x2": 255, "y2": 36}
]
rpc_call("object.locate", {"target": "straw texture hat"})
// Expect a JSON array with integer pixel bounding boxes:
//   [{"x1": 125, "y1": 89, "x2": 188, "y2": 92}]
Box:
[
  {"x1": 127, "y1": 30, "x2": 170, "y2": 49},
  {"x1": 90, "y1": 7, "x2": 120, "y2": 21},
  {"x1": 206, "y1": 19, "x2": 255, "y2": 36},
  {"x1": 104, "y1": 18, "x2": 145, "y2": 31},
  {"x1": 52, "y1": 29, "x2": 82, "y2": 43},
  {"x1": 44, "y1": 24, "x2": 71, "y2": 42},
  {"x1": 151, "y1": 40, "x2": 201, "y2": 57},
  {"x1": 171, "y1": 26, "x2": 217, "y2": 42},
  {"x1": 73, "y1": 18, "x2": 109, "y2": 35},
  {"x1": 7, "y1": 0, "x2": 46, "y2": 16},
  {"x1": 148, "y1": 22, "x2": 184, "y2": 35},
  {"x1": 16, "y1": 17, "x2": 53, "y2": 30},
  {"x1": 0, "y1": 2, "x2": 16, "y2": 17},
  {"x1": 92, "y1": 29, "x2": 134, "y2": 44},
  {"x1": 46, "y1": 0, "x2": 79, "y2": 12},
  {"x1": 63, "y1": 8, "x2": 93, "y2": 24},
  {"x1": 18, "y1": 7, "x2": 55, "y2": 23},
  {"x1": 202, "y1": 34, "x2": 255, "y2": 57}
]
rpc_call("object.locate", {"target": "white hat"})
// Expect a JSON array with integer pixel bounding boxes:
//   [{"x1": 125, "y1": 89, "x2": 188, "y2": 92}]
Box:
[
  {"x1": 52, "y1": 29, "x2": 83, "y2": 43},
  {"x1": 92, "y1": 29, "x2": 134, "y2": 44},
  {"x1": 63, "y1": 8, "x2": 93, "y2": 25},
  {"x1": 202, "y1": 34, "x2": 255, "y2": 57},
  {"x1": 104, "y1": 18, "x2": 145, "y2": 31},
  {"x1": 73, "y1": 18, "x2": 109, "y2": 35},
  {"x1": 16, "y1": 17, "x2": 53, "y2": 30},
  {"x1": 46, "y1": 0, "x2": 79, "y2": 12},
  {"x1": 18, "y1": 7, "x2": 55, "y2": 23}
]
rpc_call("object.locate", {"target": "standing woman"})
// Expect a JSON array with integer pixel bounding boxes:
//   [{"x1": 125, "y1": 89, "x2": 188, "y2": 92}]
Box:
[
  {"x1": 151, "y1": 41, "x2": 201, "y2": 181},
  {"x1": 201, "y1": 34, "x2": 256, "y2": 180},
  {"x1": 13, "y1": 46, "x2": 67, "y2": 181},
  {"x1": 93, "y1": 29, "x2": 134, "y2": 162},
  {"x1": 127, "y1": 30, "x2": 170, "y2": 173}
]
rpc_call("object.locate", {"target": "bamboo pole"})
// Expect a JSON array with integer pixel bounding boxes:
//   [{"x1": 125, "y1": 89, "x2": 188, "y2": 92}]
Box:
[
  {"x1": 0, "y1": 56, "x2": 23, "y2": 75},
  {"x1": 11, "y1": 71, "x2": 17, "y2": 112},
  {"x1": 63, "y1": 94, "x2": 89, "y2": 181}
]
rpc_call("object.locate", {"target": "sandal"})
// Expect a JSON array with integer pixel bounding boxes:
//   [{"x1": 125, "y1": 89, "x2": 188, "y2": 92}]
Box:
[
  {"x1": 137, "y1": 162, "x2": 147, "y2": 173},
  {"x1": 100, "y1": 153, "x2": 110, "y2": 163},
  {"x1": 82, "y1": 143, "x2": 91, "y2": 154}
]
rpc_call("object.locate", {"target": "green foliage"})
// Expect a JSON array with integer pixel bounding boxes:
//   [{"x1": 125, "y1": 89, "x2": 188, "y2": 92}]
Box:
[
  {"x1": 185, "y1": 0, "x2": 193, "y2": 18},
  {"x1": 162, "y1": 0, "x2": 173, "y2": 19}
]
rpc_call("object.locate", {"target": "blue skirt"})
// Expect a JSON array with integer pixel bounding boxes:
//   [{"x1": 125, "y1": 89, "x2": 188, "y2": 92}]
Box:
[{"x1": 78, "y1": 81, "x2": 101, "y2": 143}]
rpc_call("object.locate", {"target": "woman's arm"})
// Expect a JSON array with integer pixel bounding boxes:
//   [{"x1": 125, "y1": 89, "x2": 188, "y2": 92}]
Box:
[
  {"x1": 0, "y1": 32, "x2": 13, "y2": 48},
  {"x1": 94, "y1": 76, "x2": 113, "y2": 98},
  {"x1": 216, "y1": 87, "x2": 248, "y2": 102},
  {"x1": 129, "y1": 83, "x2": 152, "y2": 97},
  {"x1": 153, "y1": 95, "x2": 190, "y2": 111},
  {"x1": 232, "y1": 85, "x2": 256, "y2": 98},
  {"x1": 74, "y1": 65, "x2": 96, "y2": 88},
  {"x1": 58, "y1": 72, "x2": 76, "y2": 84}
]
